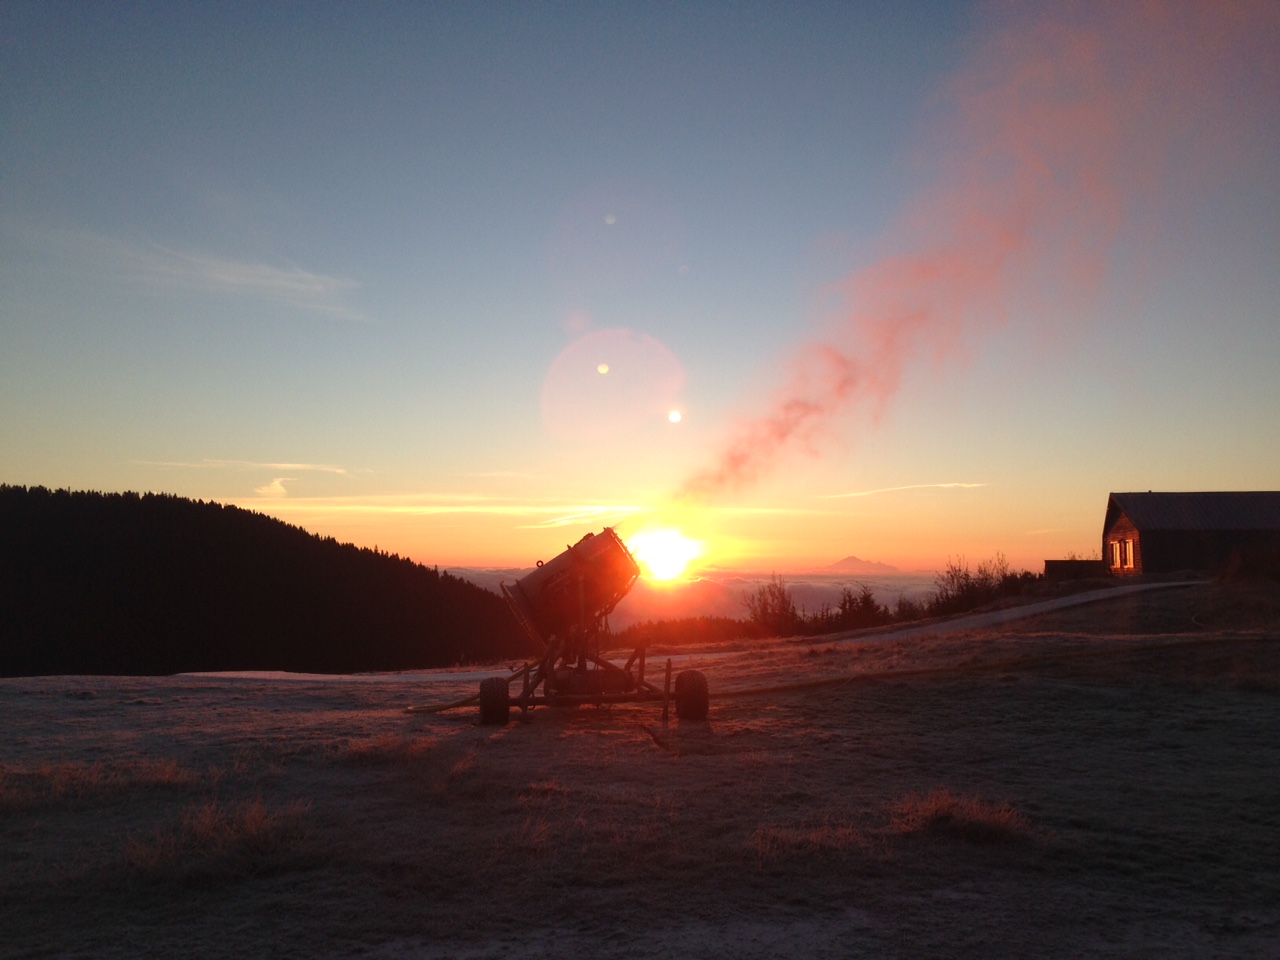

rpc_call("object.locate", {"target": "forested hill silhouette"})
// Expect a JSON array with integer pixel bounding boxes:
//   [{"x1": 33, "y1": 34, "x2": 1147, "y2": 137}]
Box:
[{"x1": 0, "y1": 485, "x2": 534, "y2": 677}]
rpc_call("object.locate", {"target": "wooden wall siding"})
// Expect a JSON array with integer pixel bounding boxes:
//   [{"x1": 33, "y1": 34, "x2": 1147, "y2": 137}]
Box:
[
  {"x1": 1104, "y1": 514, "x2": 1142, "y2": 576},
  {"x1": 1140, "y1": 529, "x2": 1280, "y2": 574},
  {"x1": 1103, "y1": 492, "x2": 1280, "y2": 575}
]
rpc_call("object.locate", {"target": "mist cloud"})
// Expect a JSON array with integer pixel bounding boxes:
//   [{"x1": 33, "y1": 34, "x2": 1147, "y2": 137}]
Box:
[{"x1": 682, "y1": 0, "x2": 1279, "y2": 501}]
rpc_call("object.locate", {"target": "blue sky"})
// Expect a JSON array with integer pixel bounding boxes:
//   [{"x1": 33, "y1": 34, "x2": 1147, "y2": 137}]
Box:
[{"x1": 3, "y1": 2, "x2": 1277, "y2": 570}]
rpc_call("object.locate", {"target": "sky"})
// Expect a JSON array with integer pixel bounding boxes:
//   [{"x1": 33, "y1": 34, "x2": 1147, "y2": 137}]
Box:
[{"x1": 3, "y1": 1, "x2": 1278, "y2": 574}]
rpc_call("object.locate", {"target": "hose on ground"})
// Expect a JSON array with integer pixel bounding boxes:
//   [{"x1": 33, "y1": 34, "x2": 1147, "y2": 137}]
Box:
[{"x1": 405, "y1": 693, "x2": 479, "y2": 714}]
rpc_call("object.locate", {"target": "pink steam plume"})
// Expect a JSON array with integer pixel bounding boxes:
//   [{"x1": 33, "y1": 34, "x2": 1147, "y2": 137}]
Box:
[{"x1": 680, "y1": 0, "x2": 1279, "y2": 502}]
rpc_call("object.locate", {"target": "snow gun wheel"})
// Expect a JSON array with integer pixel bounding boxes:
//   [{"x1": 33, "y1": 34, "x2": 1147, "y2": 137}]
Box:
[
  {"x1": 674, "y1": 670, "x2": 709, "y2": 720},
  {"x1": 478, "y1": 677, "x2": 510, "y2": 725}
]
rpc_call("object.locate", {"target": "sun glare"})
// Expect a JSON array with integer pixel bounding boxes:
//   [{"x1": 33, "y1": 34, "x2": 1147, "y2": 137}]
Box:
[{"x1": 627, "y1": 529, "x2": 702, "y2": 581}]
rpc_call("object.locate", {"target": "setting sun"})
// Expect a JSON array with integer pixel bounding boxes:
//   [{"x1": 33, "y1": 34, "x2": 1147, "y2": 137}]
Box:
[{"x1": 626, "y1": 529, "x2": 702, "y2": 581}]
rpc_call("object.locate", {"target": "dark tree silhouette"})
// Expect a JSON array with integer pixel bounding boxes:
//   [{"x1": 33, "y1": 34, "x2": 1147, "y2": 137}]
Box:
[{"x1": 0, "y1": 485, "x2": 534, "y2": 677}]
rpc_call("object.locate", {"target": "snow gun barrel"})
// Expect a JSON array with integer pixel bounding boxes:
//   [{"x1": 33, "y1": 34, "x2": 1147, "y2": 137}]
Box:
[{"x1": 501, "y1": 527, "x2": 639, "y2": 649}]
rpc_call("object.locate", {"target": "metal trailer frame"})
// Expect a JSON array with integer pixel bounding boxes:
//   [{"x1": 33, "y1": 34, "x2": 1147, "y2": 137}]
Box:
[{"x1": 477, "y1": 527, "x2": 708, "y2": 724}]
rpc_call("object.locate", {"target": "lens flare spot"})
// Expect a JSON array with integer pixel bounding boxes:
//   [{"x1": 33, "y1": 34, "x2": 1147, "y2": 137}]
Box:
[
  {"x1": 541, "y1": 328, "x2": 685, "y2": 441},
  {"x1": 597, "y1": 363, "x2": 610, "y2": 374},
  {"x1": 668, "y1": 410, "x2": 682, "y2": 423},
  {"x1": 627, "y1": 529, "x2": 702, "y2": 581}
]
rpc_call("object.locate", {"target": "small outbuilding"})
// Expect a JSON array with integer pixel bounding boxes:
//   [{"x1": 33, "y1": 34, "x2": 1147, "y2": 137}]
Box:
[{"x1": 1102, "y1": 491, "x2": 1280, "y2": 576}]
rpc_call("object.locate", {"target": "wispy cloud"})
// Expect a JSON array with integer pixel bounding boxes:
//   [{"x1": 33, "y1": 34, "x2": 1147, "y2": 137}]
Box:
[
  {"x1": 135, "y1": 458, "x2": 351, "y2": 476},
  {"x1": 254, "y1": 478, "x2": 294, "y2": 498},
  {"x1": 26, "y1": 228, "x2": 365, "y2": 320},
  {"x1": 515, "y1": 506, "x2": 644, "y2": 529},
  {"x1": 705, "y1": 506, "x2": 833, "y2": 516},
  {"x1": 227, "y1": 494, "x2": 836, "y2": 530},
  {"x1": 138, "y1": 244, "x2": 364, "y2": 319},
  {"x1": 820, "y1": 482, "x2": 988, "y2": 499},
  {"x1": 223, "y1": 492, "x2": 645, "y2": 526}
]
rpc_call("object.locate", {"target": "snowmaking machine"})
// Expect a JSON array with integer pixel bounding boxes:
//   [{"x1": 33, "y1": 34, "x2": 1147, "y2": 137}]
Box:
[{"x1": 477, "y1": 527, "x2": 709, "y2": 724}]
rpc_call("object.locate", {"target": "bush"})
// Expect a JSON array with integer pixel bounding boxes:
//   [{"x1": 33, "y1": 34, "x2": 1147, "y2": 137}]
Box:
[
  {"x1": 610, "y1": 551, "x2": 1040, "y2": 646},
  {"x1": 894, "y1": 595, "x2": 926, "y2": 622},
  {"x1": 838, "y1": 583, "x2": 893, "y2": 629},
  {"x1": 926, "y1": 554, "x2": 1039, "y2": 617},
  {"x1": 743, "y1": 574, "x2": 800, "y2": 637}
]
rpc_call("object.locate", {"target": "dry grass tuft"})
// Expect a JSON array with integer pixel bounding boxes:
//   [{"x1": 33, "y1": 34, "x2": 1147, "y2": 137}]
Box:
[
  {"x1": 519, "y1": 779, "x2": 572, "y2": 802},
  {"x1": 0, "y1": 759, "x2": 198, "y2": 813},
  {"x1": 749, "y1": 819, "x2": 871, "y2": 860},
  {"x1": 889, "y1": 787, "x2": 1035, "y2": 844},
  {"x1": 340, "y1": 734, "x2": 437, "y2": 765},
  {"x1": 517, "y1": 816, "x2": 553, "y2": 853},
  {"x1": 122, "y1": 797, "x2": 311, "y2": 884},
  {"x1": 448, "y1": 745, "x2": 478, "y2": 779}
]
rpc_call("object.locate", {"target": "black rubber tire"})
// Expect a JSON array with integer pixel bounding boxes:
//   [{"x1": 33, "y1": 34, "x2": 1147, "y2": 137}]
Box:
[
  {"x1": 674, "y1": 670, "x2": 709, "y2": 721},
  {"x1": 478, "y1": 677, "x2": 510, "y2": 725}
]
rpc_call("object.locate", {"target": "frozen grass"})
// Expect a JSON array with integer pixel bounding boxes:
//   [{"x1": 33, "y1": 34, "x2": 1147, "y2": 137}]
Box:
[
  {"x1": 519, "y1": 778, "x2": 572, "y2": 801},
  {"x1": 516, "y1": 815, "x2": 553, "y2": 853},
  {"x1": 2, "y1": 587, "x2": 1276, "y2": 957},
  {"x1": 122, "y1": 797, "x2": 312, "y2": 884},
  {"x1": 339, "y1": 733, "x2": 437, "y2": 765},
  {"x1": 889, "y1": 788, "x2": 1036, "y2": 844},
  {"x1": 0, "y1": 758, "x2": 199, "y2": 813},
  {"x1": 749, "y1": 819, "x2": 872, "y2": 859}
]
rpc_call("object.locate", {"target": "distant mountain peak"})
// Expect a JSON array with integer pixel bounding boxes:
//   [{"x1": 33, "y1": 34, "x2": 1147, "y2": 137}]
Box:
[{"x1": 824, "y1": 555, "x2": 900, "y2": 574}]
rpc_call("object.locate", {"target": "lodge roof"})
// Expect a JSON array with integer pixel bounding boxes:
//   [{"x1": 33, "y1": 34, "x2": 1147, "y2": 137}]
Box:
[{"x1": 1106, "y1": 491, "x2": 1280, "y2": 533}]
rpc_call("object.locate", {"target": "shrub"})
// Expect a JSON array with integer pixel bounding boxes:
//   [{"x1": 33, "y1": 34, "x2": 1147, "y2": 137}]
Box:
[
  {"x1": 837, "y1": 583, "x2": 892, "y2": 629},
  {"x1": 926, "y1": 554, "x2": 1038, "y2": 617},
  {"x1": 743, "y1": 575, "x2": 800, "y2": 637},
  {"x1": 894, "y1": 595, "x2": 926, "y2": 622}
]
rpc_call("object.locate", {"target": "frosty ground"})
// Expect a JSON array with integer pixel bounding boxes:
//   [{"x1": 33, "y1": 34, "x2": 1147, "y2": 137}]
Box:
[{"x1": 3, "y1": 580, "x2": 1278, "y2": 959}]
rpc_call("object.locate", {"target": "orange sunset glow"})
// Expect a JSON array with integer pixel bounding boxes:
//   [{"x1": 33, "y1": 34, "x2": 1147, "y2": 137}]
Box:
[
  {"x1": 5, "y1": 4, "x2": 1280, "y2": 954},
  {"x1": 5, "y1": 1, "x2": 1276, "y2": 582},
  {"x1": 626, "y1": 528, "x2": 703, "y2": 581}
]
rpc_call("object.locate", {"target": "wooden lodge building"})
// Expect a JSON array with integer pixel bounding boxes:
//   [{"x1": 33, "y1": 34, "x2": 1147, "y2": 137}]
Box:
[{"x1": 1103, "y1": 491, "x2": 1280, "y2": 576}]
